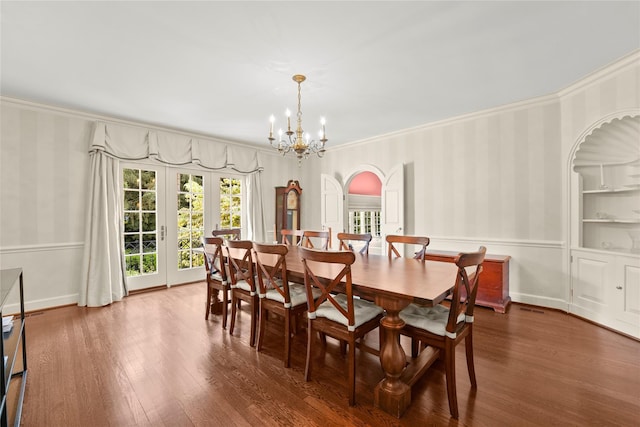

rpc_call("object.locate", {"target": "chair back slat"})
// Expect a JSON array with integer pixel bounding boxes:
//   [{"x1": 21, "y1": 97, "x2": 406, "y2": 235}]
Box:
[
  {"x1": 385, "y1": 235, "x2": 430, "y2": 260},
  {"x1": 302, "y1": 230, "x2": 330, "y2": 250},
  {"x1": 252, "y1": 242, "x2": 290, "y2": 302},
  {"x1": 225, "y1": 239, "x2": 255, "y2": 291},
  {"x1": 300, "y1": 247, "x2": 356, "y2": 327},
  {"x1": 281, "y1": 229, "x2": 304, "y2": 246},
  {"x1": 447, "y1": 246, "x2": 487, "y2": 334},
  {"x1": 337, "y1": 232, "x2": 372, "y2": 255},
  {"x1": 203, "y1": 237, "x2": 226, "y2": 280},
  {"x1": 212, "y1": 228, "x2": 241, "y2": 241}
]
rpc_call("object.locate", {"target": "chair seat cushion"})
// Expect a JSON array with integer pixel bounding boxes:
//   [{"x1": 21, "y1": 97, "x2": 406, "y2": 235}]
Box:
[
  {"x1": 399, "y1": 304, "x2": 465, "y2": 336},
  {"x1": 232, "y1": 279, "x2": 253, "y2": 293},
  {"x1": 315, "y1": 293, "x2": 383, "y2": 330},
  {"x1": 209, "y1": 272, "x2": 225, "y2": 283},
  {"x1": 265, "y1": 283, "x2": 320, "y2": 307}
]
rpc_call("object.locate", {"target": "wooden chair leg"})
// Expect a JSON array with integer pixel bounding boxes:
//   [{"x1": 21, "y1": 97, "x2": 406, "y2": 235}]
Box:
[
  {"x1": 444, "y1": 340, "x2": 459, "y2": 419},
  {"x1": 205, "y1": 285, "x2": 212, "y2": 320},
  {"x1": 348, "y1": 337, "x2": 356, "y2": 406},
  {"x1": 257, "y1": 305, "x2": 266, "y2": 351},
  {"x1": 411, "y1": 338, "x2": 420, "y2": 358},
  {"x1": 284, "y1": 311, "x2": 291, "y2": 368},
  {"x1": 249, "y1": 299, "x2": 257, "y2": 347},
  {"x1": 221, "y1": 287, "x2": 228, "y2": 329},
  {"x1": 229, "y1": 293, "x2": 238, "y2": 336},
  {"x1": 305, "y1": 320, "x2": 313, "y2": 381},
  {"x1": 319, "y1": 332, "x2": 327, "y2": 347},
  {"x1": 465, "y1": 331, "x2": 477, "y2": 388}
]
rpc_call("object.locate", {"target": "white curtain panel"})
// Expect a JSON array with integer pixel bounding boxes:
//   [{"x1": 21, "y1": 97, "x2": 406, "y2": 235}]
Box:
[
  {"x1": 79, "y1": 122, "x2": 265, "y2": 307},
  {"x1": 248, "y1": 170, "x2": 267, "y2": 243},
  {"x1": 79, "y1": 150, "x2": 127, "y2": 307}
]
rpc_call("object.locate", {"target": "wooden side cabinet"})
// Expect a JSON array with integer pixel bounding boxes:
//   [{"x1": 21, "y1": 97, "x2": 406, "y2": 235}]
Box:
[
  {"x1": 424, "y1": 250, "x2": 511, "y2": 313},
  {"x1": 0, "y1": 268, "x2": 27, "y2": 427},
  {"x1": 275, "y1": 180, "x2": 302, "y2": 243}
]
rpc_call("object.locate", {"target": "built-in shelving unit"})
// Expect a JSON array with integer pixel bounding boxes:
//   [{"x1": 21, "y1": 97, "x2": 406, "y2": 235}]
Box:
[
  {"x1": 0, "y1": 269, "x2": 27, "y2": 427},
  {"x1": 573, "y1": 115, "x2": 640, "y2": 255}
]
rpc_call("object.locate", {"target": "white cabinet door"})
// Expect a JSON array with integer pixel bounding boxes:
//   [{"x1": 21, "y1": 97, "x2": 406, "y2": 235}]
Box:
[
  {"x1": 570, "y1": 249, "x2": 640, "y2": 338},
  {"x1": 571, "y1": 249, "x2": 616, "y2": 323},
  {"x1": 613, "y1": 254, "x2": 640, "y2": 337}
]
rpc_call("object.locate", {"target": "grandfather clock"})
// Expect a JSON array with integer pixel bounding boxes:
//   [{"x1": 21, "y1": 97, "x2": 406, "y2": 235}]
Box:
[{"x1": 275, "y1": 180, "x2": 302, "y2": 242}]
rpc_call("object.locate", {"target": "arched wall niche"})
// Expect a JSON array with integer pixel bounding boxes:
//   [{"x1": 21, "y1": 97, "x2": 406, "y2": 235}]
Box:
[
  {"x1": 572, "y1": 113, "x2": 640, "y2": 170},
  {"x1": 566, "y1": 109, "x2": 640, "y2": 339},
  {"x1": 568, "y1": 110, "x2": 640, "y2": 250}
]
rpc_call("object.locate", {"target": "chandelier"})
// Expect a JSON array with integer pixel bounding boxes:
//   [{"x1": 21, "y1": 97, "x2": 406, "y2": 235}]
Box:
[{"x1": 268, "y1": 74, "x2": 327, "y2": 161}]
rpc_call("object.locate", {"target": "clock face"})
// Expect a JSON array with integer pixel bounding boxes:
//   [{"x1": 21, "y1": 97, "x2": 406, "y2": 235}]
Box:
[{"x1": 287, "y1": 191, "x2": 298, "y2": 209}]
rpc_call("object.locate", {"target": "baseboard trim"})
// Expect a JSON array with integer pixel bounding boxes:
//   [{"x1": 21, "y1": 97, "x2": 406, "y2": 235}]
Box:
[{"x1": 510, "y1": 293, "x2": 568, "y2": 312}]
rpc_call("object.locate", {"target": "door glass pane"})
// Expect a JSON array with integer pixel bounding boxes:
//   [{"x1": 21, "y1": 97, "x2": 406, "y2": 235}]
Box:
[
  {"x1": 177, "y1": 173, "x2": 204, "y2": 270},
  {"x1": 123, "y1": 168, "x2": 158, "y2": 276},
  {"x1": 220, "y1": 177, "x2": 242, "y2": 230}
]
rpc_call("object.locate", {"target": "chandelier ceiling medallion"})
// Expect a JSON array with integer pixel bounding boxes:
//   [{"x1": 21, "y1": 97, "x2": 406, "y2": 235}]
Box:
[{"x1": 268, "y1": 74, "x2": 327, "y2": 162}]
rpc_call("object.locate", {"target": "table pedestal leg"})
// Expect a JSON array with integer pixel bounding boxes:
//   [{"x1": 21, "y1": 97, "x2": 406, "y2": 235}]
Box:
[{"x1": 374, "y1": 303, "x2": 410, "y2": 418}]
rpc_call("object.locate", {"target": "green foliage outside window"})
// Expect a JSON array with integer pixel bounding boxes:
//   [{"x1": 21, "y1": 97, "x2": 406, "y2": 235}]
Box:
[{"x1": 178, "y1": 174, "x2": 205, "y2": 270}]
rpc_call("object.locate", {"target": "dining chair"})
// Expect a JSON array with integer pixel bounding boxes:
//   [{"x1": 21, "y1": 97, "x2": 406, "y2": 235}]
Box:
[
  {"x1": 337, "y1": 232, "x2": 372, "y2": 255},
  {"x1": 299, "y1": 246, "x2": 384, "y2": 406},
  {"x1": 399, "y1": 246, "x2": 486, "y2": 419},
  {"x1": 252, "y1": 242, "x2": 320, "y2": 367},
  {"x1": 302, "y1": 230, "x2": 330, "y2": 250},
  {"x1": 385, "y1": 234, "x2": 430, "y2": 260},
  {"x1": 202, "y1": 237, "x2": 230, "y2": 328},
  {"x1": 281, "y1": 229, "x2": 304, "y2": 246},
  {"x1": 226, "y1": 239, "x2": 258, "y2": 347},
  {"x1": 212, "y1": 228, "x2": 241, "y2": 241}
]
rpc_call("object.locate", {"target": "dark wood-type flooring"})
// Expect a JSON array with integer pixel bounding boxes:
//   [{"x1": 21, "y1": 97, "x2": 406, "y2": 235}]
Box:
[{"x1": 18, "y1": 283, "x2": 640, "y2": 426}]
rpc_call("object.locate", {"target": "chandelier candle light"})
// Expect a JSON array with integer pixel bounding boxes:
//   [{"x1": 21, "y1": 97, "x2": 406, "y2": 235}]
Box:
[{"x1": 268, "y1": 74, "x2": 327, "y2": 162}]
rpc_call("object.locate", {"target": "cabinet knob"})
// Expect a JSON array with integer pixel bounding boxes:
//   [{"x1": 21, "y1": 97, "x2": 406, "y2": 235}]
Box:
[{"x1": 616, "y1": 286, "x2": 623, "y2": 290}]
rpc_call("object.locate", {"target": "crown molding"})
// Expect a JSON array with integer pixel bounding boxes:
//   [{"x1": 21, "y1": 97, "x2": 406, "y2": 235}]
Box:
[
  {"x1": 557, "y1": 49, "x2": 640, "y2": 98},
  {"x1": 0, "y1": 96, "x2": 280, "y2": 156}
]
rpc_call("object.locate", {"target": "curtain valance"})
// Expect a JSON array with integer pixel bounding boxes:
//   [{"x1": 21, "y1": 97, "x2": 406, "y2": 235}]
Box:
[{"x1": 90, "y1": 121, "x2": 262, "y2": 173}]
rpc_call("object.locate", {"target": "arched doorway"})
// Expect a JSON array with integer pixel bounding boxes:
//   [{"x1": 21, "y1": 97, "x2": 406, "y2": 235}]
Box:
[{"x1": 346, "y1": 171, "x2": 383, "y2": 254}]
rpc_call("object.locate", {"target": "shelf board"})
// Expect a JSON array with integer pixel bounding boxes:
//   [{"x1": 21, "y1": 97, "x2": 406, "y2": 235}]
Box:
[
  {"x1": 583, "y1": 219, "x2": 640, "y2": 223},
  {"x1": 583, "y1": 187, "x2": 640, "y2": 194}
]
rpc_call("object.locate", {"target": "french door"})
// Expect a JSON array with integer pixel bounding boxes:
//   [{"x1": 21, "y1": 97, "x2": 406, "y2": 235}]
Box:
[
  {"x1": 122, "y1": 165, "x2": 167, "y2": 291},
  {"x1": 122, "y1": 163, "x2": 244, "y2": 291}
]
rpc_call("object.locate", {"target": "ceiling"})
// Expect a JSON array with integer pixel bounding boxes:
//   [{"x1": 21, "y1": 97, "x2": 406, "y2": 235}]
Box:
[{"x1": 1, "y1": 1, "x2": 639, "y2": 148}]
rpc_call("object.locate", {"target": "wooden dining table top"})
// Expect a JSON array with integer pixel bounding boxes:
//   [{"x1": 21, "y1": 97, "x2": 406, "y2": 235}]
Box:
[{"x1": 238, "y1": 244, "x2": 459, "y2": 307}]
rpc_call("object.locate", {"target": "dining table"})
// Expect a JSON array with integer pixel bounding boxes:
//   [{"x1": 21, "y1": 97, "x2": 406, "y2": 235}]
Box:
[{"x1": 226, "y1": 244, "x2": 459, "y2": 417}]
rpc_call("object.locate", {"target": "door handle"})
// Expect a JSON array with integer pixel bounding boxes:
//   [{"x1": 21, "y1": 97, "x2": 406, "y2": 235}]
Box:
[{"x1": 616, "y1": 285, "x2": 623, "y2": 290}]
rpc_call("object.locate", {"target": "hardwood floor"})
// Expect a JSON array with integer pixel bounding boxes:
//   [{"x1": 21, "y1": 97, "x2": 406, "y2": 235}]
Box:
[{"x1": 20, "y1": 283, "x2": 640, "y2": 426}]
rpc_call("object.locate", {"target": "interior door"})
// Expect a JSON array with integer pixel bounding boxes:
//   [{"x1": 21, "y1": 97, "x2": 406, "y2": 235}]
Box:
[
  {"x1": 320, "y1": 174, "x2": 344, "y2": 249},
  {"x1": 382, "y1": 163, "x2": 404, "y2": 253}
]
